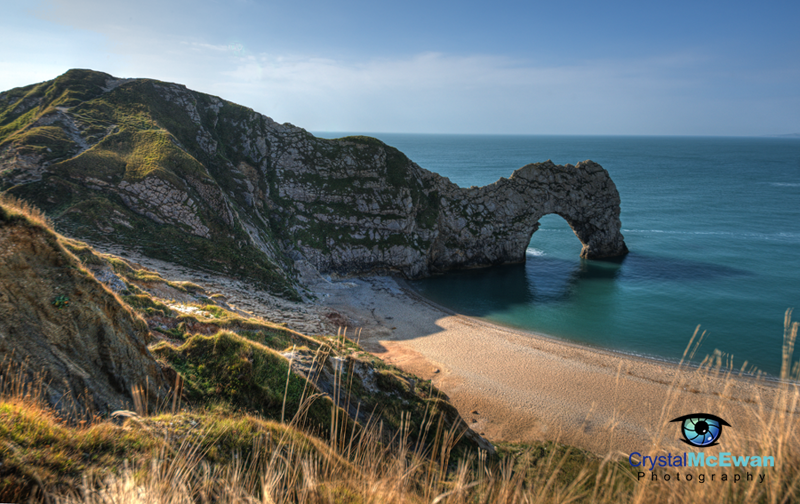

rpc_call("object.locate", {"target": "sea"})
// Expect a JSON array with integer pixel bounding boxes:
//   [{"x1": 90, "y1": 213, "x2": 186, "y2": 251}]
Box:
[{"x1": 314, "y1": 133, "x2": 800, "y2": 377}]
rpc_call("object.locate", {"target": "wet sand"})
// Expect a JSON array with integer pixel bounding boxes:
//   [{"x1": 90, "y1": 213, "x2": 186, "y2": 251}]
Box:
[{"x1": 316, "y1": 275, "x2": 797, "y2": 456}]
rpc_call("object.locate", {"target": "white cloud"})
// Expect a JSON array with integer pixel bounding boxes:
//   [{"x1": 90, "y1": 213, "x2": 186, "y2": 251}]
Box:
[{"x1": 198, "y1": 50, "x2": 716, "y2": 134}]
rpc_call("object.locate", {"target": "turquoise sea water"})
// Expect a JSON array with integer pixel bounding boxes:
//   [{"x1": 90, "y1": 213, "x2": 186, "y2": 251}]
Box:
[{"x1": 314, "y1": 133, "x2": 800, "y2": 377}]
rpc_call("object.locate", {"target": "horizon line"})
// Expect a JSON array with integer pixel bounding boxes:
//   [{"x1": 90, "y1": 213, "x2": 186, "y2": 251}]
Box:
[{"x1": 311, "y1": 131, "x2": 800, "y2": 140}]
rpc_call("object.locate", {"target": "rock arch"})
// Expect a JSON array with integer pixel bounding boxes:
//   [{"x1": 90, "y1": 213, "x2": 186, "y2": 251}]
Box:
[{"x1": 428, "y1": 160, "x2": 628, "y2": 273}]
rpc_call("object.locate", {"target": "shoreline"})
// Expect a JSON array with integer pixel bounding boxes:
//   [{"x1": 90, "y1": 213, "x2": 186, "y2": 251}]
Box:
[
  {"x1": 395, "y1": 276, "x2": 788, "y2": 386},
  {"x1": 315, "y1": 274, "x2": 798, "y2": 455}
]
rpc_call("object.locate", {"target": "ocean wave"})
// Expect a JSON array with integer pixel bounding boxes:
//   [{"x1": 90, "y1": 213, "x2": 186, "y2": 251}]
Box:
[
  {"x1": 768, "y1": 182, "x2": 800, "y2": 187},
  {"x1": 623, "y1": 229, "x2": 734, "y2": 235},
  {"x1": 526, "y1": 247, "x2": 546, "y2": 256},
  {"x1": 621, "y1": 229, "x2": 800, "y2": 241}
]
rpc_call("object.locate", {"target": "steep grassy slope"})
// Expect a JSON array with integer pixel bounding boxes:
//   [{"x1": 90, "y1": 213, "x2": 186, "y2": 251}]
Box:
[{"x1": 0, "y1": 197, "x2": 169, "y2": 416}]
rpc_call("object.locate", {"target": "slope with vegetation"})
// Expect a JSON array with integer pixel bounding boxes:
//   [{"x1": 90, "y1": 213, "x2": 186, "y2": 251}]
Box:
[
  {"x1": 0, "y1": 195, "x2": 495, "y2": 501},
  {"x1": 2, "y1": 285, "x2": 798, "y2": 502},
  {"x1": 0, "y1": 196, "x2": 169, "y2": 417}
]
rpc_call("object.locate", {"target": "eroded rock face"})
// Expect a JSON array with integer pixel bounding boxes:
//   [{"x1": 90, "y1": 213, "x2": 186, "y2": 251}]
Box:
[
  {"x1": 0, "y1": 213, "x2": 169, "y2": 416},
  {"x1": 118, "y1": 178, "x2": 210, "y2": 238},
  {"x1": 267, "y1": 139, "x2": 628, "y2": 277},
  {"x1": 0, "y1": 70, "x2": 627, "y2": 292},
  {"x1": 432, "y1": 160, "x2": 628, "y2": 269}
]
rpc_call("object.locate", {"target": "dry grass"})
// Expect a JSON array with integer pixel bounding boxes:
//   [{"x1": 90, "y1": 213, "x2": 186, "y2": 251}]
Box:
[
  {"x1": 622, "y1": 310, "x2": 800, "y2": 504},
  {"x1": 0, "y1": 193, "x2": 52, "y2": 228},
  {"x1": 1, "y1": 199, "x2": 797, "y2": 502},
  {"x1": 0, "y1": 312, "x2": 792, "y2": 503}
]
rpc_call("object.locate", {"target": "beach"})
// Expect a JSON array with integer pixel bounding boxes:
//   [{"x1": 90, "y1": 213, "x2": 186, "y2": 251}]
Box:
[{"x1": 316, "y1": 275, "x2": 796, "y2": 456}]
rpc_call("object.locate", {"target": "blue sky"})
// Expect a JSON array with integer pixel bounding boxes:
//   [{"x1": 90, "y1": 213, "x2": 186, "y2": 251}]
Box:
[{"x1": 1, "y1": 0, "x2": 798, "y2": 136}]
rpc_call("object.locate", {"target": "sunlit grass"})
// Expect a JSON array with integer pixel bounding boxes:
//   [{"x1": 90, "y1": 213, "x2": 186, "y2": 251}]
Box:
[{"x1": 0, "y1": 311, "x2": 794, "y2": 503}]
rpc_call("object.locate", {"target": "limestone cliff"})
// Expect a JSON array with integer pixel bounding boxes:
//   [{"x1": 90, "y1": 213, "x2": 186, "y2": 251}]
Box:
[{"x1": 0, "y1": 69, "x2": 627, "y2": 296}]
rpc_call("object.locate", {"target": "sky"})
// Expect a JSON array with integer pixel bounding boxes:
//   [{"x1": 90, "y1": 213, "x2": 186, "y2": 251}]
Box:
[{"x1": 1, "y1": 0, "x2": 798, "y2": 136}]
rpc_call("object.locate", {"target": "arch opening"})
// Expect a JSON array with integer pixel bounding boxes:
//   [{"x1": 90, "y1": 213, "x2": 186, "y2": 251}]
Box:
[{"x1": 526, "y1": 213, "x2": 586, "y2": 260}]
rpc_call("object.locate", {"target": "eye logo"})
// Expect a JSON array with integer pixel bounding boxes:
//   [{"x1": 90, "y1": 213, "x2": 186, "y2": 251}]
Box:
[{"x1": 670, "y1": 413, "x2": 731, "y2": 448}]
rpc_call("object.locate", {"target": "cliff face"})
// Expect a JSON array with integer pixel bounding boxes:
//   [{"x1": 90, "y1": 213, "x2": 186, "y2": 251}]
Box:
[{"x1": 0, "y1": 70, "x2": 626, "y2": 295}]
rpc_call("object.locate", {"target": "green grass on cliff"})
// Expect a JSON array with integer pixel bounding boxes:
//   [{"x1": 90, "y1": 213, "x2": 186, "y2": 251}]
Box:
[
  {"x1": 121, "y1": 293, "x2": 174, "y2": 317},
  {"x1": 151, "y1": 331, "x2": 342, "y2": 436},
  {"x1": 2, "y1": 125, "x2": 76, "y2": 161},
  {"x1": 0, "y1": 70, "x2": 110, "y2": 143},
  {"x1": 0, "y1": 70, "x2": 300, "y2": 300},
  {"x1": 52, "y1": 128, "x2": 211, "y2": 187}
]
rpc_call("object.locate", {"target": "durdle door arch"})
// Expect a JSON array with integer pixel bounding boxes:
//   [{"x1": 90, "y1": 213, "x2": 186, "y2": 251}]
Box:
[{"x1": 427, "y1": 160, "x2": 629, "y2": 274}]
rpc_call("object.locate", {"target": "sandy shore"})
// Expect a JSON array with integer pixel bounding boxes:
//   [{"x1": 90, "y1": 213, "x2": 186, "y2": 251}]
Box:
[{"x1": 316, "y1": 275, "x2": 797, "y2": 456}]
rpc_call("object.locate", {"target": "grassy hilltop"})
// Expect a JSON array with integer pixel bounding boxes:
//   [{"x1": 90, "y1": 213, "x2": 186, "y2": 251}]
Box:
[{"x1": 0, "y1": 69, "x2": 300, "y2": 297}]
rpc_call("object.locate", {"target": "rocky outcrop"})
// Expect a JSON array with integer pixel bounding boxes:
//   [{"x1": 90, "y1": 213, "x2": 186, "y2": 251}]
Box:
[
  {"x1": 280, "y1": 146, "x2": 628, "y2": 276},
  {"x1": 0, "y1": 205, "x2": 169, "y2": 416},
  {"x1": 0, "y1": 70, "x2": 627, "y2": 295},
  {"x1": 260, "y1": 135, "x2": 627, "y2": 277},
  {"x1": 432, "y1": 160, "x2": 628, "y2": 268},
  {"x1": 118, "y1": 178, "x2": 211, "y2": 237}
]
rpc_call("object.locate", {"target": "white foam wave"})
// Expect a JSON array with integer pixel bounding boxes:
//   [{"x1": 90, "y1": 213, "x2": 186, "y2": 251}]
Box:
[
  {"x1": 623, "y1": 229, "x2": 733, "y2": 235},
  {"x1": 769, "y1": 182, "x2": 800, "y2": 187},
  {"x1": 526, "y1": 247, "x2": 546, "y2": 256},
  {"x1": 621, "y1": 229, "x2": 800, "y2": 240}
]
